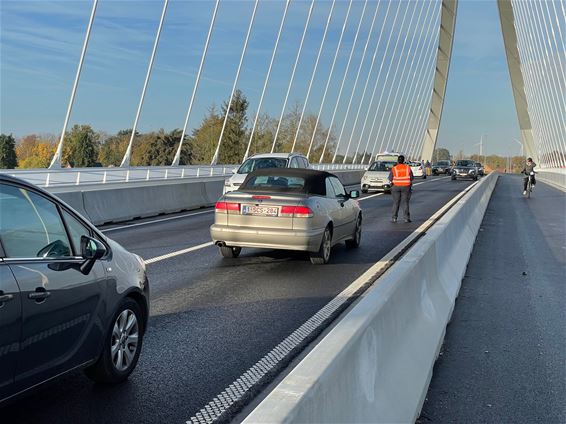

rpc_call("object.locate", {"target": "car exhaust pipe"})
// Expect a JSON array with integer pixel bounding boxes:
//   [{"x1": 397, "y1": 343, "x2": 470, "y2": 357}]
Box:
[{"x1": 216, "y1": 241, "x2": 226, "y2": 247}]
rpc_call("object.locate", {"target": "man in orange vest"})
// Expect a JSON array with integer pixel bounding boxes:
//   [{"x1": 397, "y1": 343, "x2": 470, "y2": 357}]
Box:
[{"x1": 388, "y1": 155, "x2": 414, "y2": 223}]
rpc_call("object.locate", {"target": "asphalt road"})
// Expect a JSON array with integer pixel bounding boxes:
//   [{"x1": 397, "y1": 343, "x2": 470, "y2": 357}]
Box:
[
  {"x1": 420, "y1": 175, "x2": 566, "y2": 423},
  {"x1": 4, "y1": 175, "x2": 474, "y2": 424}
]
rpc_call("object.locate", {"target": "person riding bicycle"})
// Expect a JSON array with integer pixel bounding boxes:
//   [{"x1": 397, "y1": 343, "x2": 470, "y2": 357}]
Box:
[{"x1": 521, "y1": 157, "x2": 536, "y2": 195}]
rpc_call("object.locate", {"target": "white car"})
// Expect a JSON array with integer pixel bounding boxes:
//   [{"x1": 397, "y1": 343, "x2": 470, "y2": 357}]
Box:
[
  {"x1": 361, "y1": 160, "x2": 396, "y2": 193},
  {"x1": 409, "y1": 162, "x2": 426, "y2": 179},
  {"x1": 223, "y1": 153, "x2": 310, "y2": 194}
]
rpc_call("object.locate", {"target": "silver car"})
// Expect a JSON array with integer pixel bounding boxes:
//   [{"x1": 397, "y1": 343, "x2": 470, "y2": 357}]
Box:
[{"x1": 210, "y1": 169, "x2": 362, "y2": 264}]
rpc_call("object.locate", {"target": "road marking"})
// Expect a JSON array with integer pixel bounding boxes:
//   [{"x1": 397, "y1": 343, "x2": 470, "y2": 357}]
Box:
[
  {"x1": 101, "y1": 209, "x2": 214, "y2": 232},
  {"x1": 144, "y1": 241, "x2": 214, "y2": 265},
  {"x1": 187, "y1": 177, "x2": 478, "y2": 424}
]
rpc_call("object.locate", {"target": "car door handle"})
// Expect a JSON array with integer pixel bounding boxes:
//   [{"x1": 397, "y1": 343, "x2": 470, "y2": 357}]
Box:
[
  {"x1": 28, "y1": 291, "x2": 51, "y2": 301},
  {"x1": 0, "y1": 294, "x2": 14, "y2": 303}
]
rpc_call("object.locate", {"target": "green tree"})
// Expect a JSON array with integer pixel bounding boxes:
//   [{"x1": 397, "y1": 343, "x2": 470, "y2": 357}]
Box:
[
  {"x1": 219, "y1": 89, "x2": 248, "y2": 164},
  {"x1": 0, "y1": 134, "x2": 18, "y2": 168},
  {"x1": 98, "y1": 129, "x2": 136, "y2": 167},
  {"x1": 139, "y1": 129, "x2": 191, "y2": 166},
  {"x1": 191, "y1": 106, "x2": 223, "y2": 164},
  {"x1": 433, "y1": 148, "x2": 451, "y2": 162},
  {"x1": 63, "y1": 124, "x2": 99, "y2": 167}
]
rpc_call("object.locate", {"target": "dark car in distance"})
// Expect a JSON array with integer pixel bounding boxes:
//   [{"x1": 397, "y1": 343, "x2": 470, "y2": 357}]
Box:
[
  {"x1": 0, "y1": 175, "x2": 149, "y2": 405},
  {"x1": 432, "y1": 160, "x2": 452, "y2": 175},
  {"x1": 475, "y1": 162, "x2": 485, "y2": 176},
  {"x1": 451, "y1": 160, "x2": 478, "y2": 181}
]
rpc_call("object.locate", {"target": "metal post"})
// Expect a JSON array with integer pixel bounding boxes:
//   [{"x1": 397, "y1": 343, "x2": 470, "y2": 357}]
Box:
[
  {"x1": 244, "y1": 0, "x2": 290, "y2": 161},
  {"x1": 211, "y1": 0, "x2": 260, "y2": 165},
  {"x1": 120, "y1": 0, "x2": 169, "y2": 168},
  {"x1": 49, "y1": 0, "x2": 98, "y2": 169},
  {"x1": 172, "y1": 0, "x2": 220, "y2": 167}
]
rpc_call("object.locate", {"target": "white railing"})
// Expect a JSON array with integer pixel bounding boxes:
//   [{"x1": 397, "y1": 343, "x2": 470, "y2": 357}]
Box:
[{"x1": 1, "y1": 164, "x2": 366, "y2": 188}]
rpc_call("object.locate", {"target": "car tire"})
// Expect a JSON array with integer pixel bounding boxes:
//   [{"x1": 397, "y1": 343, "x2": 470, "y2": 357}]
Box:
[
  {"x1": 451, "y1": 176, "x2": 456, "y2": 180},
  {"x1": 423, "y1": 175, "x2": 427, "y2": 179},
  {"x1": 85, "y1": 298, "x2": 144, "y2": 384},
  {"x1": 220, "y1": 246, "x2": 241, "y2": 258},
  {"x1": 361, "y1": 188, "x2": 368, "y2": 194},
  {"x1": 346, "y1": 215, "x2": 362, "y2": 248},
  {"x1": 310, "y1": 227, "x2": 332, "y2": 265}
]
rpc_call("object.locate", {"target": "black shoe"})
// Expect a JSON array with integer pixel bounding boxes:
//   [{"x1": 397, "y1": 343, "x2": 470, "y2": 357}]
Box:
[
  {"x1": 404, "y1": 218, "x2": 412, "y2": 223},
  {"x1": 391, "y1": 217, "x2": 397, "y2": 223}
]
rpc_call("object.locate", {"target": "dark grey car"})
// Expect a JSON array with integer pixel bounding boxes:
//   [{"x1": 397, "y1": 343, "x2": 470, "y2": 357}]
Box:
[
  {"x1": 0, "y1": 175, "x2": 149, "y2": 405},
  {"x1": 451, "y1": 159, "x2": 478, "y2": 181}
]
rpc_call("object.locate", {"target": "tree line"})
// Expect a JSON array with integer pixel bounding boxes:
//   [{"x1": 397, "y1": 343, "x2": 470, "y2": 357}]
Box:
[{"x1": 1, "y1": 90, "x2": 344, "y2": 169}]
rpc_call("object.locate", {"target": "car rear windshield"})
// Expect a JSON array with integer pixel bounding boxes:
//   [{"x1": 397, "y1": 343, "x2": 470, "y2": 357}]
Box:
[
  {"x1": 368, "y1": 161, "x2": 396, "y2": 171},
  {"x1": 241, "y1": 175, "x2": 306, "y2": 192},
  {"x1": 456, "y1": 160, "x2": 474, "y2": 167},
  {"x1": 237, "y1": 158, "x2": 288, "y2": 174}
]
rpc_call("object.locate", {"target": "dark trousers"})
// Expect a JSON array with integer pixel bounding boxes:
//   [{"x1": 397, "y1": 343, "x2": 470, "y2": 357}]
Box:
[
  {"x1": 391, "y1": 185, "x2": 411, "y2": 220},
  {"x1": 523, "y1": 175, "x2": 536, "y2": 191}
]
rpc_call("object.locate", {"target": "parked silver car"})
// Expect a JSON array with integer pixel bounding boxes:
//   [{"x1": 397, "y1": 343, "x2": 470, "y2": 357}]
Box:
[
  {"x1": 0, "y1": 175, "x2": 149, "y2": 405},
  {"x1": 361, "y1": 160, "x2": 396, "y2": 193},
  {"x1": 210, "y1": 169, "x2": 362, "y2": 264}
]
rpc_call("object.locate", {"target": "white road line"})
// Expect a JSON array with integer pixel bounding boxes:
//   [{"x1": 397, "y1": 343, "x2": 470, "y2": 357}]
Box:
[
  {"x1": 101, "y1": 209, "x2": 213, "y2": 232},
  {"x1": 144, "y1": 241, "x2": 214, "y2": 265},
  {"x1": 187, "y1": 177, "x2": 477, "y2": 424}
]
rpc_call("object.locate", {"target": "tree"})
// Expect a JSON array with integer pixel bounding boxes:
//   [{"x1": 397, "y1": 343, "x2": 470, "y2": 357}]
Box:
[
  {"x1": 139, "y1": 129, "x2": 192, "y2": 166},
  {"x1": 433, "y1": 148, "x2": 451, "y2": 162},
  {"x1": 98, "y1": 129, "x2": 136, "y2": 167},
  {"x1": 191, "y1": 106, "x2": 223, "y2": 164},
  {"x1": 0, "y1": 134, "x2": 18, "y2": 169},
  {"x1": 218, "y1": 89, "x2": 248, "y2": 164},
  {"x1": 63, "y1": 124, "x2": 99, "y2": 167},
  {"x1": 18, "y1": 141, "x2": 55, "y2": 168}
]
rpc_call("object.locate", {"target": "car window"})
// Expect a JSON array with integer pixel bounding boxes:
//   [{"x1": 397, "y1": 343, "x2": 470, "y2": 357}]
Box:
[
  {"x1": 325, "y1": 178, "x2": 336, "y2": 198},
  {"x1": 62, "y1": 210, "x2": 91, "y2": 256},
  {"x1": 237, "y1": 158, "x2": 288, "y2": 174},
  {"x1": 290, "y1": 158, "x2": 300, "y2": 168},
  {"x1": 243, "y1": 175, "x2": 306, "y2": 191},
  {"x1": 330, "y1": 177, "x2": 346, "y2": 198},
  {"x1": 0, "y1": 184, "x2": 72, "y2": 258},
  {"x1": 368, "y1": 161, "x2": 395, "y2": 171},
  {"x1": 300, "y1": 157, "x2": 309, "y2": 168}
]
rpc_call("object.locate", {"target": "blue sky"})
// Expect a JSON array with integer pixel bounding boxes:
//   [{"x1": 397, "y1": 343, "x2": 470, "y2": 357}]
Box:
[{"x1": 0, "y1": 0, "x2": 521, "y2": 157}]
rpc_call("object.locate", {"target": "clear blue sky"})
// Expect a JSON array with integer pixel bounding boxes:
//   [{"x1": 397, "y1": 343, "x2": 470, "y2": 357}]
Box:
[{"x1": 0, "y1": 0, "x2": 521, "y2": 157}]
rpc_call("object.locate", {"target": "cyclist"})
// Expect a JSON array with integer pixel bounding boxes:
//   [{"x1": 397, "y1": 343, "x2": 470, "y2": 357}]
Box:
[{"x1": 521, "y1": 157, "x2": 536, "y2": 195}]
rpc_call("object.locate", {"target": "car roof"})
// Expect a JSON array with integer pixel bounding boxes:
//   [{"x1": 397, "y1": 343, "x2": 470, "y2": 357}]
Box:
[
  {"x1": 249, "y1": 152, "x2": 306, "y2": 159},
  {"x1": 241, "y1": 168, "x2": 336, "y2": 195},
  {"x1": 0, "y1": 173, "x2": 37, "y2": 189}
]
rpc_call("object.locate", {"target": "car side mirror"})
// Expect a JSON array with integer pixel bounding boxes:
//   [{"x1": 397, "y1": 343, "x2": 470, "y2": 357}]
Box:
[
  {"x1": 349, "y1": 190, "x2": 360, "y2": 199},
  {"x1": 80, "y1": 236, "x2": 106, "y2": 275}
]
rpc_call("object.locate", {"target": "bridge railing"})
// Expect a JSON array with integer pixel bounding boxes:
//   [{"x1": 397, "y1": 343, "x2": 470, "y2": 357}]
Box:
[{"x1": 1, "y1": 164, "x2": 367, "y2": 188}]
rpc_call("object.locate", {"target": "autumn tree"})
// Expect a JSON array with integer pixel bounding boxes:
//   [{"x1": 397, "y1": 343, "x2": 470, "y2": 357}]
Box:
[
  {"x1": 0, "y1": 134, "x2": 18, "y2": 168},
  {"x1": 139, "y1": 129, "x2": 192, "y2": 166},
  {"x1": 433, "y1": 148, "x2": 451, "y2": 162},
  {"x1": 98, "y1": 129, "x2": 137, "y2": 167}
]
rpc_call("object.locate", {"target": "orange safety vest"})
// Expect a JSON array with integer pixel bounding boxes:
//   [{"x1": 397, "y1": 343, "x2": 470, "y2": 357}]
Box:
[{"x1": 392, "y1": 164, "x2": 412, "y2": 186}]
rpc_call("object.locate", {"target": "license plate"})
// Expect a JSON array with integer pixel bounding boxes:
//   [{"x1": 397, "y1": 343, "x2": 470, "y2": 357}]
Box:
[{"x1": 242, "y1": 205, "x2": 279, "y2": 216}]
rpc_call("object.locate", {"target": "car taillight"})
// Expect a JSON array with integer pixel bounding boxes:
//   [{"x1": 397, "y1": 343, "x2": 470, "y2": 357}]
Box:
[
  {"x1": 280, "y1": 205, "x2": 314, "y2": 218},
  {"x1": 252, "y1": 195, "x2": 271, "y2": 200},
  {"x1": 215, "y1": 201, "x2": 240, "y2": 214}
]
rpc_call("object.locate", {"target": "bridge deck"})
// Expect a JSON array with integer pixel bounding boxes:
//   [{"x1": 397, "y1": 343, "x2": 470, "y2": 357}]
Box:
[{"x1": 421, "y1": 174, "x2": 566, "y2": 423}]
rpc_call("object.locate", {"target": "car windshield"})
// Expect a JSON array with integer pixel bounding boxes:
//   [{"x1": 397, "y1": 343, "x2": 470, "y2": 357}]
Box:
[
  {"x1": 434, "y1": 161, "x2": 450, "y2": 166},
  {"x1": 237, "y1": 158, "x2": 288, "y2": 174},
  {"x1": 456, "y1": 160, "x2": 475, "y2": 167},
  {"x1": 241, "y1": 175, "x2": 306, "y2": 191},
  {"x1": 475, "y1": 163, "x2": 482, "y2": 167},
  {"x1": 368, "y1": 161, "x2": 396, "y2": 172}
]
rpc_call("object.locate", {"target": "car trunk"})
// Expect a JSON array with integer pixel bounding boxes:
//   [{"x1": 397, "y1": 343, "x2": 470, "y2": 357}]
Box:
[{"x1": 221, "y1": 192, "x2": 307, "y2": 230}]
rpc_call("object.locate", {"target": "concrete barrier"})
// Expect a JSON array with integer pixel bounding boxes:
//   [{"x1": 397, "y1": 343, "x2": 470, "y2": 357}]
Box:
[
  {"x1": 48, "y1": 170, "x2": 364, "y2": 226},
  {"x1": 244, "y1": 172, "x2": 499, "y2": 424},
  {"x1": 537, "y1": 168, "x2": 565, "y2": 191}
]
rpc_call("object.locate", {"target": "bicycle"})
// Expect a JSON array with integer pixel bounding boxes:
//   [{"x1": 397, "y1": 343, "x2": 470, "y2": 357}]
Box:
[{"x1": 524, "y1": 171, "x2": 535, "y2": 198}]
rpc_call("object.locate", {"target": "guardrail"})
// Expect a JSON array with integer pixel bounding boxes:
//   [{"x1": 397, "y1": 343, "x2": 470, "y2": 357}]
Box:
[
  {"x1": 1, "y1": 164, "x2": 367, "y2": 188},
  {"x1": 536, "y1": 168, "x2": 566, "y2": 191},
  {"x1": 244, "y1": 172, "x2": 499, "y2": 423}
]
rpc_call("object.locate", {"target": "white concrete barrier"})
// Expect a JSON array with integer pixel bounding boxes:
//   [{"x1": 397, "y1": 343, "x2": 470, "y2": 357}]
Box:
[
  {"x1": 244, "y1": 172, "x2": 499, "y2": 424},
  {"x1": 537, "y1": 168, "x2": 566, "y2": 191},
  {"x1": 47, "y1": 170, "x2": 364, "y2": 226}
]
